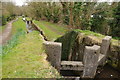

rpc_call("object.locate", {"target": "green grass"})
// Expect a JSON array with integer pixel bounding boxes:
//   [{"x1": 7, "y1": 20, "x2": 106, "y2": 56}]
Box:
[
  {"x1": 2, "y1": 17, "x2": 119, "y2": 78},
  {"x1": 26, "y1": 17, "x2": 32, "y2": 21},
  {"x1": 12, "y1": 17, "x2": 27, "y2": 34},
  {"x1": 2, "y1": 17, "x2": 60, "y2": 78},
  {"x1": 2, "y1": 17, "x2": 27, "y2": 55},
  {"x1": 0, "y1": 46, "x2": 2, "y2": 79},
  {"x1": 1, "y1": 17, "x2": 26, "y2": 53},
  {"x1": 77, "y1": 30, "x2": 105, "y2": 37},
  {"x1": 34, "y1": 19, "x2": 119, "y2": 46},
  {"x1": 0, "y1": 26, "x2": 6, "y2": 33},
  {"x1": 0, "y1": 26, "x2": 2, "y2": 33},
  {"x1": 2, "y1": 29, "x2": 25, "y2": 55},
  {"x1": 75, "y1": 29, "x2": 119, "y2": 46},
  {"x1": 0, "y1": 26, "x2": 3, "y2": 32},
  {"x1": 34, "y1": 20, "x2": 62, "y2": 41},
  {"x1": 2, "y1": 31, "x2": 60, "y2": 78},
  {"x1": 39, "y1": 20, "x2": 68, "y2": 34},
  {"x1": 1, "y1": 29, "x2": 25, "y2": 78}
]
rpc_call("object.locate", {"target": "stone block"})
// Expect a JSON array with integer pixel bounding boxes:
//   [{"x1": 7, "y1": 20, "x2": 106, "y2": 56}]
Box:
[
  {"x1": 83, "y1": 45, "x2": 100, "y2": 78},
  {"x1": 43, "y1": 41, "x2": 62, "y2": 71}
]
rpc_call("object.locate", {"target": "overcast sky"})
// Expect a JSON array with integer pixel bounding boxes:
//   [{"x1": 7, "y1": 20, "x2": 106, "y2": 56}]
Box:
[
  {"x1": 2, "y1": 0, "x2": 120, "y2": 6},
  {"x1": 13, "y1": 0, "x2": 26, "y2": 6}
]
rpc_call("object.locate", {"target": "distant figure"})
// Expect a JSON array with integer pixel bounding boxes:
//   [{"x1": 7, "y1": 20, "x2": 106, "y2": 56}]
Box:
[
  {"x1": 26, "y1": 21, "x2": 29, "y2": 28},
  {"x1": 26, "y1": 20, "x2": 34, "y2": 33}
]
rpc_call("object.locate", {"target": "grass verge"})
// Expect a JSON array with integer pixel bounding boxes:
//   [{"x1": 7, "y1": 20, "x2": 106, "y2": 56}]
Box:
[
  {"x1": 0, "y1": 26, "x2": 6, "y2": 33},
  {"x1": 75, "y1": 29, "x2": 119, "y2": 46},
  {"x1": 38, "y1": 20, "x2": 68, "y2": 34},
  {"x1": 12, "y1": 17, "x2": 27, "y2": 35},
  {"x1": 34, "y1": 20, "x2": 61, "y2": 41},
  {"x1": 2, "y1": 17, "x2": 60, "y2": 78},
  {"x1": 2, "y1": 31, "x2": 60, "y2": 78}
]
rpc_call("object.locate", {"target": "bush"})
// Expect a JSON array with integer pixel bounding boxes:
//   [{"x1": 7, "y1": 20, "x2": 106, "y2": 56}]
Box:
[
  {"x1": 110, "y1": 3, "x2": 120, "y2": 37},
  {"x1": 2, "y1": 16, "x2": 7, "y2": 25},
  {"x1": 2, "y1": 14, "x2": 16, "y2": 26}
]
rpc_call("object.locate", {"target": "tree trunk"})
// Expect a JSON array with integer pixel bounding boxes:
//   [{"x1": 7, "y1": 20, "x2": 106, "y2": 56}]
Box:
[{"x1": 69, "y1": 2, "x2": 74, "y2": 28}]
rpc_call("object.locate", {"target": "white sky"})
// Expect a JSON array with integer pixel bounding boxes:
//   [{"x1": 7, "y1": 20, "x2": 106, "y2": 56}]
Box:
[
  {"x1": 13, "y1": 0, "x2": 26, "y2": 6},
  {"x1": 2, "y1": 0, "x2": 119, "y2": 6}
]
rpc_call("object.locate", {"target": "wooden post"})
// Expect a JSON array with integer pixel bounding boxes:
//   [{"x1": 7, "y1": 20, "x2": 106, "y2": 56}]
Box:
[
  {"x1": 43, "y1": 41, "x2": 62, "y2": 71},
  {"x1": 82, "y1": 45, "x2": 100, "y2": 78}
]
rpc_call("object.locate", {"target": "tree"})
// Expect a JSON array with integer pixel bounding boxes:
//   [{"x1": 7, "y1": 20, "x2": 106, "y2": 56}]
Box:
[
  {"x1": 110, "y1": 2, "x2": 120, "y2": 37},
  {"x1": 91, "y1": 3, "x2": 110, "y2": 35},
  {"x1": 2, "y1": 2, "x2": 16, "y2": 25},
  {"x1": 73, "y1": 2, "x2": 83, "y2": 29}
]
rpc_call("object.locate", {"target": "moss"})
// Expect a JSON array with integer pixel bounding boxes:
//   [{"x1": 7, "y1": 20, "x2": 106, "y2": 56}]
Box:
[{"x1": 55, "y1": 30, "x2": 79, "y2": 60}]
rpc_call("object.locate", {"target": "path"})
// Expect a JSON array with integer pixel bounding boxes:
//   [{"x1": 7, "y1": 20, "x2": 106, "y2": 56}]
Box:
[{"x1": 0, "y1": 19, "x2": 17, "y2": 45}]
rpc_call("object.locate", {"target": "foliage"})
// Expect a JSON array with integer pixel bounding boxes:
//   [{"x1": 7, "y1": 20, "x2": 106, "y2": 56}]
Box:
[
  {"x1": 22, "y1": 2, "x2": 119, "y2": 38},
  {"x1": 2, "y1": 16, "x2": 7, "y2": 25},
  {"x1": 2, "y1": 2, "x2": 22, "y2": 26},
  {"x1": 51, "y1": 3, "x2": 61, "y2": 23},
  {"x1": 73, "y1": 2, "x2": 83, "y2": 28},
  {"x1": 91, "y1": 11, "x2": 107, "y2": 34},
  {"x1": 110, "y1": 3, "x2": 120, "y2": 37}
]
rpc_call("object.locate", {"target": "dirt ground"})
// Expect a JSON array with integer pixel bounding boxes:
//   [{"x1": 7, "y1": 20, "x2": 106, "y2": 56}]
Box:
[{"x1": 0, "y1": 19, "x2": 17, "y2": 45}]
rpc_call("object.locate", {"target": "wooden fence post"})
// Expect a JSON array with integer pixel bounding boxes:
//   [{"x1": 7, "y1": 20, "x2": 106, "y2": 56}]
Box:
[{"x1": 82, "y1": 45, "x2": 100, "y2": 78}]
